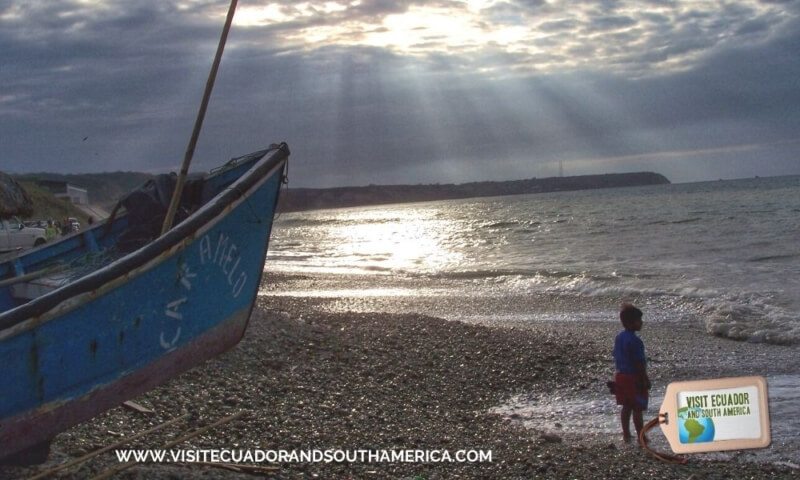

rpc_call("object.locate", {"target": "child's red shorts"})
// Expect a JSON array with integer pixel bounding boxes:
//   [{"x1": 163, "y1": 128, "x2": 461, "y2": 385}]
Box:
[{"x1": 614, "y1": 372, "x2": 649, "y2": 411}]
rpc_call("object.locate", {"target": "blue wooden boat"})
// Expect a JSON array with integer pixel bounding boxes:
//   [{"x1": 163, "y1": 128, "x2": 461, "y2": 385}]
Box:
[{"x1": 0, "y1": 144, "x2": 289, "y2": 462}]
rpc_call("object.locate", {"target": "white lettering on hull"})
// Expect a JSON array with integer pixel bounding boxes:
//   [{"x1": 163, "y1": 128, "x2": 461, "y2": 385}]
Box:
[
  {"x1": 199, "y1": 233, "x2": 247, "y2": 298},
  {"x1": 158, "y1": 232, "x2": 248, "y2": 351}
]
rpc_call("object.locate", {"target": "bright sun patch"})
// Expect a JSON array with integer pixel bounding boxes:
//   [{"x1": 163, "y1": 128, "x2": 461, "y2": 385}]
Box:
[
  {"x1": 235, "y1": 1, "x2": 354, "y2": 27},
  {"x1": 230, "y1": 0, "x2": 794, "y2": 76},
  {"x1": 234, "y1": 4, "x2": 292, "y2": 26},
  {"x1": 363, "y1": 7, "x2": 485, "y2": 53}
]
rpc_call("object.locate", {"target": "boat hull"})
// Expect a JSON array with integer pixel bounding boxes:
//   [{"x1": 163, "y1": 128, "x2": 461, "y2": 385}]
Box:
[
  {"x1": 0, "y1": 145, "x2": 288, "y2": 460},
  {"x1": 1, "y1": 305, "x2": 250, "y2": 458}
]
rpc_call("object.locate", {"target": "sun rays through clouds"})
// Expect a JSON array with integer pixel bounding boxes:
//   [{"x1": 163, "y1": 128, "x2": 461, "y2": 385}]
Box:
[
  {"x1": 2, "y1": 0, "x2": 799, "y2": 182},
  {"x1": 232, "y1": 0, "x2": 795, "y2": 78}
]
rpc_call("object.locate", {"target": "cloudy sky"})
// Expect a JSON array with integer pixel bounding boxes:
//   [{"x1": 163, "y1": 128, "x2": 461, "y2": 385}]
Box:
[{"x1": 2, "y1": 0, "x2": 799, "y2": 187}]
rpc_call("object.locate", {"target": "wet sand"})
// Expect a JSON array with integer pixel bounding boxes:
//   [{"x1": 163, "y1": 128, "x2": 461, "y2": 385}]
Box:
[{"x1": 4, "y1": 279, "x2": 799, "y2": 479}]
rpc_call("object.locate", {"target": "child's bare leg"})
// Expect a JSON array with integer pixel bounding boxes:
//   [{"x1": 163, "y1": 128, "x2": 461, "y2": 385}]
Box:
[
  {"x1": 632, "y1": 409, "x2": 646, "y2": 443},
  {"x1": 633, "y1": 410, "x2": 644, "y2": 436},
  {"x1": 620, "y1": 405, "x2": 633, "y2": 441}
]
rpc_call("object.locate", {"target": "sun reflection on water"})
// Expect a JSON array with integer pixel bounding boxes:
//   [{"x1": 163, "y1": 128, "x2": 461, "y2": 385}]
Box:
[
  {"x1": 327, "y1": 208, "x2": 461, "y2": 274},
  {"x1": 268, "y1": 205, "x2": 464, "y2": 276}
]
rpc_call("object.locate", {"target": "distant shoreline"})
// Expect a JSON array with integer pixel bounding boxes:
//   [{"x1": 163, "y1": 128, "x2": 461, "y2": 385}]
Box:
[
  {"x1": 277, "y1": 171, "x2": 670, "y2": 212},
  {"x1": 14, "y1": 170, "x2": 670, "y2": 214}
]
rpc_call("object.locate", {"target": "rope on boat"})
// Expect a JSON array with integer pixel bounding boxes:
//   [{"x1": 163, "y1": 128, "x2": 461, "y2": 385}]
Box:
[
  {"x1": 273, "y1": 147, "x2": 291, "y2": 223},
  {"x1": 64, "y1": 249, "x2": 122, "y2": 281},
  {"x1": 217, "y1": 143, "x2": 290, "y2": 225}
]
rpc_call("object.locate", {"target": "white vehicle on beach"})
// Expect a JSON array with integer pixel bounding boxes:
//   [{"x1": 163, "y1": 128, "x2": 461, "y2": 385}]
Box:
[{"x1": 0, "y1": 217, "x2": 47, "y2": 253}]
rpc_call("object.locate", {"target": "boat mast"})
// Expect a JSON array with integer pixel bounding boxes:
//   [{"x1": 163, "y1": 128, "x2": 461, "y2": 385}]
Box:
[{"x1": 161, "y1": 0, "x2": 239, "y2": 235}]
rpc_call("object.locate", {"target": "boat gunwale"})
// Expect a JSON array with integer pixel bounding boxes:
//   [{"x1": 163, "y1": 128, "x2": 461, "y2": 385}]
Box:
[{"x1": 0, "y1": 143, "x2": 288, "y2": 335}]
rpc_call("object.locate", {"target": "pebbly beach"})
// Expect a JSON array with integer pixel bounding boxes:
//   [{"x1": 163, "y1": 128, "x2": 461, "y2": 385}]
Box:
[{"x1": 4, "y1": 272, "x2": 798, "y2": 479}]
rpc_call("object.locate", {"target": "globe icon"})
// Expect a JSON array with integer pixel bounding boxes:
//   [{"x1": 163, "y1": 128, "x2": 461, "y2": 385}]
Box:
[{"x1": 677, "y1": 407, "x2": 715, "y2": 443}]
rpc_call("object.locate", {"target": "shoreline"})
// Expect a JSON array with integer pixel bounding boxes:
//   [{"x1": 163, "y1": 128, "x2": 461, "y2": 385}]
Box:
[{"x1": 5, "y1": 294, "x2": 798, "y2": 479}]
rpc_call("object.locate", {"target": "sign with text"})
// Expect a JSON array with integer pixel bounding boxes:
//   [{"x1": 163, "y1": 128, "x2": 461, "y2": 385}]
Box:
[{"x1": 659, "y1": 376, "x2": 770, "y2": 454}]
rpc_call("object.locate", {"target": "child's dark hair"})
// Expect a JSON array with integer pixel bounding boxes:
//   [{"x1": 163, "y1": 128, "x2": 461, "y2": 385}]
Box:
[{"x1": 620, "y1": 303, "x2": 643, "y2": 327}]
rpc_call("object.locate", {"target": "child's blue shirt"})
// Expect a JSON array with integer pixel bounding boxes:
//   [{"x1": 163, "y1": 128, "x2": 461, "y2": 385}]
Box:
[{"x1": 613, "y1": 329, "x2": 645, "y2": 375}]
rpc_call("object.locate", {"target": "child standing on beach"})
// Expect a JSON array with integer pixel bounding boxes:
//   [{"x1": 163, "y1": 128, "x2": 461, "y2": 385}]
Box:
[{"x1": 613, "y1": 303, "x2": 651, "y2": 442}]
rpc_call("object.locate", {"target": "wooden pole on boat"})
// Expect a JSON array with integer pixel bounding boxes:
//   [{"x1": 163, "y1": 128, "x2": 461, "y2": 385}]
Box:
[{"x1": 161, "y1": 0, "x2": 239, "y2": 236}]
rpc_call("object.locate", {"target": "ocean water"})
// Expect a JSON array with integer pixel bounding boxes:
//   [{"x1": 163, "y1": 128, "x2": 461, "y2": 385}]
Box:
[
  {"x1": 264, "y1": 175, "x2": 800, "y2": 467},
  {"x1": 267, "y1": 175, "x2": 800, "y2": 345}
]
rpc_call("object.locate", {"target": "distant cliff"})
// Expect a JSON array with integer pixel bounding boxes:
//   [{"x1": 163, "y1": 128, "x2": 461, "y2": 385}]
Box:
[
  {"x1": 15, "y1": 170, "x2": 670, "y2": 214},
  {"x1": 278, "y1": 172, "x2": 670, "y2": 212}
]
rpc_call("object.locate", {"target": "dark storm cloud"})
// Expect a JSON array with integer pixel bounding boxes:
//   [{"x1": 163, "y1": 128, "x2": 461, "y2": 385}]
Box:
[{"x1": 1, "y1": 1, "x2": 241, "y2": 171}]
